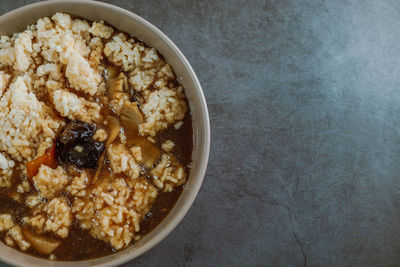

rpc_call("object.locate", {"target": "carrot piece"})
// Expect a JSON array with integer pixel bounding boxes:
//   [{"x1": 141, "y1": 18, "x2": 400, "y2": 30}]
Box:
[{"x1": 26, "y1": 144, "x2": 58, "y2": 179}]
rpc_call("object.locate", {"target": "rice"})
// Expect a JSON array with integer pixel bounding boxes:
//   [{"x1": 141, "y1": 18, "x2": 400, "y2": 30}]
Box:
[
  {"x1": 0, "y1": 153, "x2": 14, "y2": 188},
  {"x1": 24, "y1": 197, "x2": 72, "y2": 238},
  {"x1": 51, "y1": 89, "x2": 102, "y2": 123},
  {"x1": 6, "y1": 225, "x2": 30, "y2": 251},
  {"x1": 72, "y1": 177, "x2": 158, "y2": 249},
  {"x1": 32, "y1": 165, "x2": 70, "y2": 199},
  {"x1": 0, "y1": 76, "x2": 63, "y2": 161},
  {"x1": 151, "y1": 153, "x2": 187, "y2": 192},
  {"x1": 107, "y1": 143, "x2": 141, "y2": 179},
  {"x1": 0, "y1": 214, "x2": 14, "y2": 232},
  {"x1": 161, "y1": 140, "x2": 175, "y2": 152}
]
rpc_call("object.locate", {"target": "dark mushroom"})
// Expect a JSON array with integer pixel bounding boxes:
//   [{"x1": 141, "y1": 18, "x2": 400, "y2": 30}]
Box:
[{"x1": 56, "y1": 121, "x2": 105, "y2": 169}]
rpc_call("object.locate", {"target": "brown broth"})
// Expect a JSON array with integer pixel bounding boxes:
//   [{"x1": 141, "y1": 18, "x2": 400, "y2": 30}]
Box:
[
  {"x1": 52, "y1": 221, "x2": 115, "y2": 261},
  {"x1": 139, "y1": 185, "x2": 184, "y2": 235}
]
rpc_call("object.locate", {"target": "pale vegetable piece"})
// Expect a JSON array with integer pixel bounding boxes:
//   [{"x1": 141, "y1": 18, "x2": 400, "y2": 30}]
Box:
[
  {"x1": 120, "y1": 101, "x2": 143, "y2": 134},
  {"x1": 22, "y1": 228, "x2": 61, "y2": 255},
  {"x1": 106, "y1": 65, "x2": 125, "y2": 98},
  {"x1": 93, "y1": 66, "x2": 127, "y2": 184},
  {"x1": 106, "y1": 66, "x2": 131, "y2": 114},
  {"x1": 92, "y1": 116, "x2": 121, "y2": 184},
  {"x1": 119, "y1": 101, "x2": 161, "y2": 168},
  {"x1": 106, "y1": 63, "x2": 119, "y2": 79},
  {"x1": 108, "y1": 72, "x2": 125, "y2": 97},
  {"x1": 106, "y1": 116, "x2": 121, "y2": 146},
  {"x1": 133, "y1": 136, "x2": 162, "y2": 168}
]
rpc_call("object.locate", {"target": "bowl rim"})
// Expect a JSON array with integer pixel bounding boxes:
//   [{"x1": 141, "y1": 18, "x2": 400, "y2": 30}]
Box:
[{"x1": 0, "y1": 0, "x2": 210, "y2": 266}]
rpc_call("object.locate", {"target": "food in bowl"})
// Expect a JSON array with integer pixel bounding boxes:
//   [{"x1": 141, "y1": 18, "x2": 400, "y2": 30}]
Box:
[{"x1": 0, "y1": 13, "x2": 193, "y2": 261}]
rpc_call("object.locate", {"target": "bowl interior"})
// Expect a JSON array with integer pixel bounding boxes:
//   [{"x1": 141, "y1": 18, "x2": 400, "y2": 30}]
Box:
[{"x1": 0, "y1": 1, "x2": 210, "y2": 266}]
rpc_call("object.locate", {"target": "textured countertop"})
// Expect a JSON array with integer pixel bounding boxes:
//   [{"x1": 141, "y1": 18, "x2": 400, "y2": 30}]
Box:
[{"x1": 2, "y1": 0, "x2": 400, "y2": 266}]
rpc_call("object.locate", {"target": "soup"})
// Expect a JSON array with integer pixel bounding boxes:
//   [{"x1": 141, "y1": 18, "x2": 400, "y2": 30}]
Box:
[{"x1": 0, "y1": 13, "x2": 192, "y2": 261}]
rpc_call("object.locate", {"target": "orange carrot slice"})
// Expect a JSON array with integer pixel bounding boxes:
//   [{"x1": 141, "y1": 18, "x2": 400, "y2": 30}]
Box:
[{"x1": 26, "y1": 144, "x2": 58, "y2": 179}]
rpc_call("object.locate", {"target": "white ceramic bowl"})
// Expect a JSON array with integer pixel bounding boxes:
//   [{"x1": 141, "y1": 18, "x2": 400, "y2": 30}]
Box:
[{"x1": 0, "y1": 1, "x2": 210, "y2": 266}]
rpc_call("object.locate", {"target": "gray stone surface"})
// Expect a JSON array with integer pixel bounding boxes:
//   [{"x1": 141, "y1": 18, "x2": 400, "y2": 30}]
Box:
[{"x1": 2, "y1": 0, "x2": 400, "y2": 266}]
